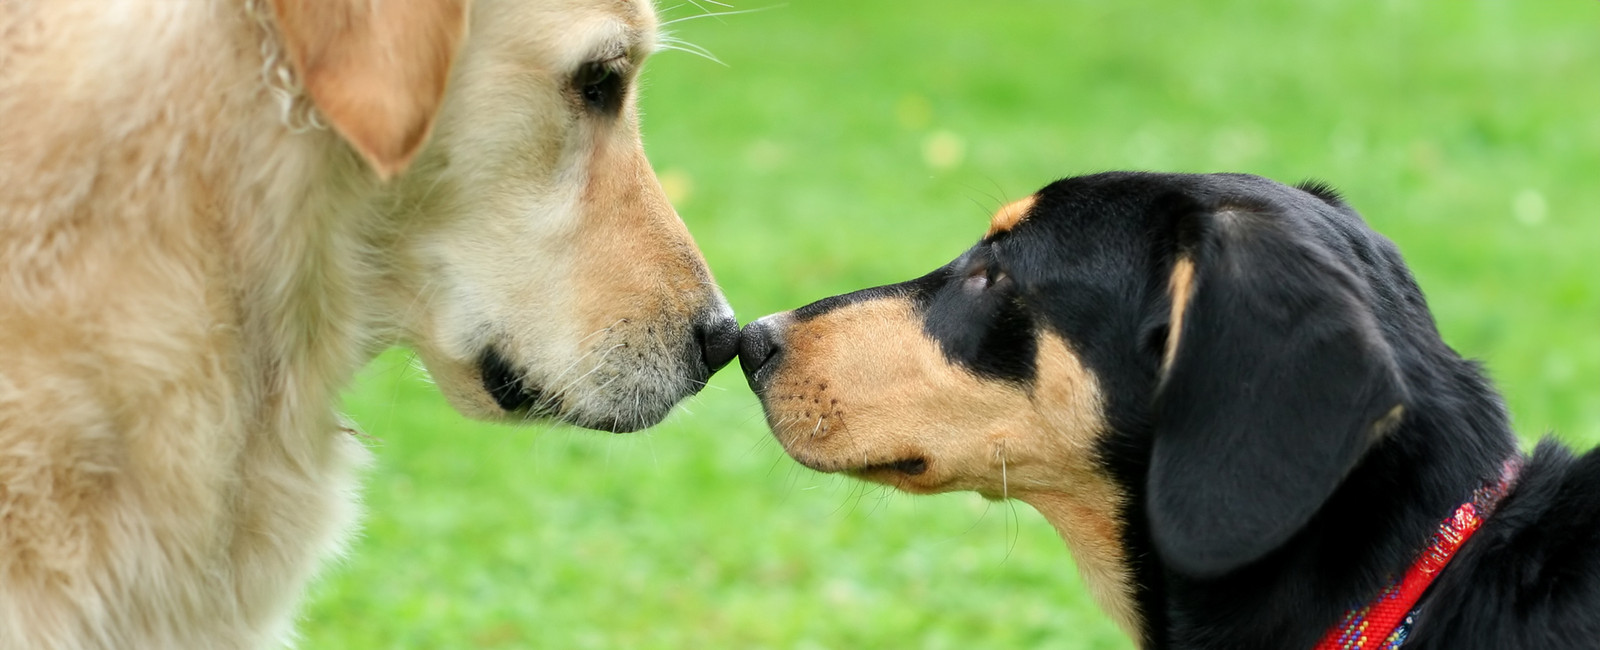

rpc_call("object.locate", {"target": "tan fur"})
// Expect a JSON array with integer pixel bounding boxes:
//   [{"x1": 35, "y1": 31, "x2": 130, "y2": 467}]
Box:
[
  {"x1": 985, "y1": 195, "x2": 1037, "y2": 237},
  {"x1": 757, "y1": 299, "x2": 1139, "y2": 637},
  {"x1": 269, "y1": 0, "x2": 469, "y2": 178},
  {"x1": 1163, "y1": 256, "x2": 1197, "y2": 372},
  {"x1": 0, "y1": 1, "x2": 724, "y2": 647},
  {"x1": 1372, "y1": 404, "x2": 1407, "y2": 441}
]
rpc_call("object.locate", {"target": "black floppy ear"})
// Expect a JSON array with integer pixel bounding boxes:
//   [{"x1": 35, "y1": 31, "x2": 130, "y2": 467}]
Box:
[{"x1": 1148, "y1": 203, "x2": 1407, "y2": 579}]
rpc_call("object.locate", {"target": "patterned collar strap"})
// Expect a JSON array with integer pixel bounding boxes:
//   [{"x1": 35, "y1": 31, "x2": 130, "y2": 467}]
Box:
[{"x1": 1312, "y1": 456, "x2": 1523, "y2": 650}]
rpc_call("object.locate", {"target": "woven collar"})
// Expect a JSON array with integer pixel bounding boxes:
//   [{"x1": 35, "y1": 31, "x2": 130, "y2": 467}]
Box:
[{"x1": 1312, "y1": 456, "x2": 1523, "y2": 650}]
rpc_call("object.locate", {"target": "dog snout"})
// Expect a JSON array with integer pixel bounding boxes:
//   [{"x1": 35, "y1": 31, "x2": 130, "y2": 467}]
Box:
[
  {"x1": 695, "y1": 311, "x2": 741, "y2": 375},
  {"x1": 738, "y1": 315, "x2": 789, "y2": 389}
]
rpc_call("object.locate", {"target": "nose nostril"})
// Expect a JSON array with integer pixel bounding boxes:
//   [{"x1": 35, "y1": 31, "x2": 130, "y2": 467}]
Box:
[{"x1": 696, "y1": 315, "x2": 741, "y2": 373}]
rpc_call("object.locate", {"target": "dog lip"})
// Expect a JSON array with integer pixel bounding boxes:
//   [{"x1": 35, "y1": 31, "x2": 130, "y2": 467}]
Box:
[
  {"x1": 794, "y1": 455, "x2": 929, "y2": 476},
  {"x1": 479, "y1": 348, "x2": 550, "y2": 412},
  {"x1": 854, "y1": 457, "x2": 929, "y2": 476},
  {"x1": 580, "y1": 415, "x2": 643, "y2": 434}
]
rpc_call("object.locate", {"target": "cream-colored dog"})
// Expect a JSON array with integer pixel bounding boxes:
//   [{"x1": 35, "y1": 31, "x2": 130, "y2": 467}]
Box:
[{"x1": 0, "y1": 1, "x2": 737, "y2": 647}]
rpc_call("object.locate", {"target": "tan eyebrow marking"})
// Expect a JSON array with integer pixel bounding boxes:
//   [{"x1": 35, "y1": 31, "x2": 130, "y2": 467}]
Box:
[{"x1": 986, "y1": 195, "x2": 1037, "y2": 237}]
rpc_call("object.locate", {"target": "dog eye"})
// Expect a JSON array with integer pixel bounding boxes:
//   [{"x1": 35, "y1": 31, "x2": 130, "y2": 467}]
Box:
[
  {"x1": 962, "y1": 273, "x2": 989, "y2": 294},
  {"x1": 573, "y1": 60, "x2": 624, "y2": 114},
  {"x1": 962, "y1": 268, "x2": 1007, "y2": 294}
]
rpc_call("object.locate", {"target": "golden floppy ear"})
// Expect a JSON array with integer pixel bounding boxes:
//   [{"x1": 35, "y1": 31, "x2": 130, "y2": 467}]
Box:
[{"x1": 268, "y1": 0, "x2": 469, "y2": 180}]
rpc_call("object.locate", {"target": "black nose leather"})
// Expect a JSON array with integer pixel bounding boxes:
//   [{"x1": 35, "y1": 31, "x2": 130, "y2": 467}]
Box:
[
  {"x1": 737, "y1": 319, "x2": 782, "y2": 385},
  {"x1": 696, "y1": 314, "x2": 741, "y2": 374}
]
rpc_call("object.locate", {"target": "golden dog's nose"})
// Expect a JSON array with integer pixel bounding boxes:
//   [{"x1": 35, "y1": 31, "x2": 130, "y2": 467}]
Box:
[{"x1": 697, "y1": 313, "x2": 742, "y2": 374}]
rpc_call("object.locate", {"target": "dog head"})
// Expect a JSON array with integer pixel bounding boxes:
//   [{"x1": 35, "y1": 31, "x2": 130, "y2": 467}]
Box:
[
  {"x1": 740, "y1": 172, "x2": 1412, "y2": 636},
  {"x1": 268, "y1": 0, "x2": 738, "y2": 431}
]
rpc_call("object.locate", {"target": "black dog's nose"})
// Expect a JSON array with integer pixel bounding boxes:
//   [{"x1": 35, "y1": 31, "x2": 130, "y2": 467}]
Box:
[
  {"x1": 737, "y1": 316, "x2": 785, "y2": 386},
  {"x1": 696, "y1": 313, "x2": 741, "y2": 374}
]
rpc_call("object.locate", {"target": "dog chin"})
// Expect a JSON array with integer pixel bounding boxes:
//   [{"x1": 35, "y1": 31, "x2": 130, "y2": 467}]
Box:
[
  {"x1": 447, "y1": 385, "x2": 684, "y2": 432},
  {"x1": 435, "y1": 388, "x2": 670, "y2": 432},
  {"x1": 414, "y1": 341, "x2": 707, "y2": 432}
]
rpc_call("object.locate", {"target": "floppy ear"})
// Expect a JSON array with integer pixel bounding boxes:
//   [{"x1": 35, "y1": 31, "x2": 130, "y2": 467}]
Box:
[
  {"x1": 267, "y1": 0, "x2": 469, "y2": 179},
  {"x1": 1148, "y1": 204, "x2": 1407, "y2": 579}
]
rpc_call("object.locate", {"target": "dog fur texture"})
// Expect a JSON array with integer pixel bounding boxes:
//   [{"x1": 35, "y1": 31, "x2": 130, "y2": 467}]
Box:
[
  {"x1": 740, "y1": 172, "x2": 1600, "y2": 649},
  {"x1": 0, "y1": 0, "x2": 736, "y2": 647}
]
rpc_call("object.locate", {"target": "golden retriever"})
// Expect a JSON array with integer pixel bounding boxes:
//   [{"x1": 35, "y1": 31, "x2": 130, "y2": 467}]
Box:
[{"x1": 0, "y1": 0, "x2": 736, "y2": 647}]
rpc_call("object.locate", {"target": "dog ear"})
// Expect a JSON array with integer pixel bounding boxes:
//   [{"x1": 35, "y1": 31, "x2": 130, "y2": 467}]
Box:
[
  {"x1": 267, "y1": 0, "x2": 469, "y2": 180},
  {"x1": 1147, "y1": 203, "x2": 1407, "y2": 579}
]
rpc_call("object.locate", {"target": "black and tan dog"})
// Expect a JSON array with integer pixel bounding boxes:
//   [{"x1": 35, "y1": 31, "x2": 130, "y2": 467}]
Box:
[{"x1": 738, "y1": 172, "x2": 1600, "y2": 649}]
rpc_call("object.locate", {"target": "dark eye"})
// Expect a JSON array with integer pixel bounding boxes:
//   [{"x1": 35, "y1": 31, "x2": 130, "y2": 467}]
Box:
[
  {"x1": 961, "y1": 267, "x2": 1009, "y2": 294},
  {"x1": 573, "y1": 60, "x2": 624, "y2": 115},
  {"x1": 962, "y1": 271, "x2": 990, "y2": 294}
]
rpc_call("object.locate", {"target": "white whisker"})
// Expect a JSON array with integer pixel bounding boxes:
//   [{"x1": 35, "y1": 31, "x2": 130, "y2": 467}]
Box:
[
  {"x1": 660, "y1": 5, "x2": 779, "y2": 26},
  {"x1": 1000, "y1": 440, "x2": 1021, "y2": 561},
  {"x1": 656, "y1": 39, "x2": 726, "y2": 66},
  {"x1": 683, "y1": 0, "x2": 734, "y2": 12},
  {"x1": 1001, "y1": 440, "x2": 1009, "y2": 502}
]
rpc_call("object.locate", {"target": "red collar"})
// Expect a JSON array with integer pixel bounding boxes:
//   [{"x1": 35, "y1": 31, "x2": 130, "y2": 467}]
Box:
[{"x1": 1313, "y1": 457, "x2": 1523, "y2": 650}]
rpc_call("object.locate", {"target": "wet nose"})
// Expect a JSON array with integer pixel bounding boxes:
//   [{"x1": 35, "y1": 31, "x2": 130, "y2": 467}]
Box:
[
  {"x1": 695, "y1": 312, "x2": 741, "y2": 374},
  {"x1": 737, "y1": 316, "x2": 785, "y2": 387}
]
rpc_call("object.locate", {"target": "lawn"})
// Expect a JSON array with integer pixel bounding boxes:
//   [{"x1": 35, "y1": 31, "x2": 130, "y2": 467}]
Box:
[{"x1": 301, "y1": 1, "x2": 1600, "y2": 647}]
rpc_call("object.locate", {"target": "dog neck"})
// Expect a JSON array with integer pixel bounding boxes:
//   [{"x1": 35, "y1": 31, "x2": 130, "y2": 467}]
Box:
[
  {"x1": 1312, "y1": 456, "x2": 1522, "y2": 650},
  {"x1": 1145, "y1": 362, "x2": 1523, "y2": 648},
  {"x1": 1023, "y1": 491, "x2": 1142, "y2": 641},
  {"x1": 0, "y1": 3, "x2": 386, "y2": 640}
]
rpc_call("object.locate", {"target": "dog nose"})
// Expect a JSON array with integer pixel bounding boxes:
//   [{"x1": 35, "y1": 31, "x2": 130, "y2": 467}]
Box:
[
  {"x1": 737, "y1": 315, "x2": 785, "y2": 386},
  {"x1": 695, "y1": 312, "x2": 741, "y2": 374}
]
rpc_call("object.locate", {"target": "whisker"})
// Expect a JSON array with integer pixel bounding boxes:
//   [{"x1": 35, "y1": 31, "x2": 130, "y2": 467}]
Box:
[
  {"x1": 538, "y1": 374, "x2": 623, "y2": 426},
  {"x1": 548, "y1": 346, "x2": 626, "y2": 404},
  {"x1": 1001, "y1": 439, "x2": 1010, "y2": 502},
  {"x1": 683, "y1": 0, "x2": 734, "y2": 12},
  {"x1": 963, "y1": 193, "x2": 1001, "y2": 223},
  {"x1": 524, "y1": 344, "x2": 623, "y2": 415},
  {"x1": 962, "y1": 498, "x2": 996, "y2": 539},
  {"x1": 541, "y1": 335, "x2": 623, "y2": 388},
  {"x1": 656, "y1": 37, "x2": 727, "y2": 66},
  {"x1": 1000, "y1": 440, "x2": 1021, "y2": 562},
  {"x1": 659, "y1": 5, "x2": 780, "y2": 26},
  {"x1": 986, "y1": 176, "x2": 1012, "y2": 205}
]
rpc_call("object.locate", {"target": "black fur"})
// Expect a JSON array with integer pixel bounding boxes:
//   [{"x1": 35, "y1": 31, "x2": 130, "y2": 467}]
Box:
[
  {"x1": 790, "y1": 246, "x2": 1041, "y2": 384},
  {"x1": 1148, "y1": 193, "x2": 1411, "y2": 580},
  {"x1": 787, "y1": 172, "x2": 1600, "y2": 648}
]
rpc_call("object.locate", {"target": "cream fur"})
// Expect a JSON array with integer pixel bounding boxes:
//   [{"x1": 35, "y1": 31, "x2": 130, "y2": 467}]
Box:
[{"x1": 0, "y1": 0, "x2": 724, "y2": 647}]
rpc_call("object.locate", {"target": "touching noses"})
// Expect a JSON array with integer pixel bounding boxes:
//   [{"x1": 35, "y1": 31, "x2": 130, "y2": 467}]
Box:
[
  {"x1": 696, "y1": 311, "x2": 741, "y2": 374},
  {"x1": 736, "y1": 314, "x2": 786, "y2": 388}
]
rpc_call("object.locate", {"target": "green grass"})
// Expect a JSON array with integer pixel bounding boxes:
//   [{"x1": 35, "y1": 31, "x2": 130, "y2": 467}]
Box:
[{"x1": 301, "y1": 0, "x2": 1600, "y2": 647}]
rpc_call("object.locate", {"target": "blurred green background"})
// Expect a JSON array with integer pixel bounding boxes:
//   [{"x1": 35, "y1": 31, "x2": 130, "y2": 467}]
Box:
[{"x1": 302, "y1": 0, "x2": 1600, "y2": 647}]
